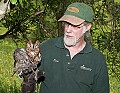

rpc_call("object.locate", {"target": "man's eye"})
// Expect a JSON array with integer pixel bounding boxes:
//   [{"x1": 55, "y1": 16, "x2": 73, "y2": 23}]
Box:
[{"x1": 77, "y1": 27, "x2": 81, "y2": 28}]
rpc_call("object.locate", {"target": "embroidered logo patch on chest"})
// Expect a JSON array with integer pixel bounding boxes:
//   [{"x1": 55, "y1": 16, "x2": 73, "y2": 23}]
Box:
[
  {"x1": 80, "y1": 65, "x2": 92, "y2": 71},
  {"x1": 53, "y1": 59, "x2": 59, "y2": 63}
]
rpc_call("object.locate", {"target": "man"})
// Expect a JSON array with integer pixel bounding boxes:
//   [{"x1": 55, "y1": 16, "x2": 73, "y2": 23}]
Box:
[{"x1": 39, "y1": 2, "x2": 110, "y2": 93}]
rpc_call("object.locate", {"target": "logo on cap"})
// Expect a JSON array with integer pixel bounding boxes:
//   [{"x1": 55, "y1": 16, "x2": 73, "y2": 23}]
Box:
[{"x1": 67, "y1": 7, "x2": 79, "y2": 13}]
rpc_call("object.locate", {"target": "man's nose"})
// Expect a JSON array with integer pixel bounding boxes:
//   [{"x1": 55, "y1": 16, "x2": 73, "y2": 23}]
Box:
[{"x1": 66, "y1": 25, "x2": 73, "y2": 33}]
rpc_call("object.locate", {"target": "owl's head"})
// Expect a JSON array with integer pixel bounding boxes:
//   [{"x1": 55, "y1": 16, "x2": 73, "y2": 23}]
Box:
[
  {"x1": 26, "y1": 40, "x2": 40, "y2": 59},
  {"x1": 26, "y1": 40, "x2": 39, "y2": 50}
]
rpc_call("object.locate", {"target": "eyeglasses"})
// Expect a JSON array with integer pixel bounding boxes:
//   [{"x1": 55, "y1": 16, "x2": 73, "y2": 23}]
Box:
[{"x1": 64, "y1": 22, "x2": 85, "y2": 30}]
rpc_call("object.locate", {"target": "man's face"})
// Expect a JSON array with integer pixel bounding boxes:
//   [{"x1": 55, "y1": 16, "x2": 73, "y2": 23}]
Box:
[{"x1": 64, "y1": 22, "x2": 86, "y2": 46}]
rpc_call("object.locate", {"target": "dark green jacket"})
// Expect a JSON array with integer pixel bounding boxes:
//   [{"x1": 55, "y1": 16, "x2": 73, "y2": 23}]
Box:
[{"x1": 39, "y1": 36, "x2": 109, "y2": 93}]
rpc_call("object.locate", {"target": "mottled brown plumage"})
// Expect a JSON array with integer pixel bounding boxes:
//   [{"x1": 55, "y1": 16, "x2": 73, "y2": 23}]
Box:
[
  {"x1": 13, "y1": 40, "x2": 41, "y2": 93},
  {"x1": 26, "y1": 40, "x2": 41, "y2": 64}
]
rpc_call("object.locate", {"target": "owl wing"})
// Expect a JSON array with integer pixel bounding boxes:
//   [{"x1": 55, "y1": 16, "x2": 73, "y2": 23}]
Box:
[{"x1": 13, "y1": 48, "x2": 30, "y2": 76}]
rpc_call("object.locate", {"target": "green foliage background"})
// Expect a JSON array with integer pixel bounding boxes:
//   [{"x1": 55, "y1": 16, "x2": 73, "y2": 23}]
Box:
[{"x1": 0, "y1": 0, "x2": 120, "y2": 93}]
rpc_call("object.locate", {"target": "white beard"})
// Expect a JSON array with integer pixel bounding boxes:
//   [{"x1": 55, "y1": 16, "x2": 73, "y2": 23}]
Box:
[
  {"x1": 64, "y1": 26, "x2": 86, "y2": 47},
  {"x1": 64, "y1": 34, "x2": 77, "y2": 46}
]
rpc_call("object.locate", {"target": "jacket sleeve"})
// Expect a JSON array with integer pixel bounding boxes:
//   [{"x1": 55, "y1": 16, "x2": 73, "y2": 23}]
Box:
[
  {"x1": 37, "y1": 43, "x2": 46, "y2": 83},
  {"x1": 92, "y1": 57, "x2": 110, "y2": 93}
]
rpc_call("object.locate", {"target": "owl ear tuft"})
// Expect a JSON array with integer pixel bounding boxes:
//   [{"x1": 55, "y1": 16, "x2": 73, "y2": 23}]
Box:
[
  {"x1": 26, "y1": 40, "x2": 32, "y2": 48},
  {"x1": 35, "y1": 40, "x2": 40, "y2": 45}
]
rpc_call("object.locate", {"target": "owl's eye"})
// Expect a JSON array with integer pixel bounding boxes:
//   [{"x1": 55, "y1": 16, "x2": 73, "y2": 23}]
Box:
[
  {"x1": 34, "y1": 45, "x2": 38, "y2": 49},
  {"x1": 28, "y1": 44, "x2": 33, "y2": 49}
]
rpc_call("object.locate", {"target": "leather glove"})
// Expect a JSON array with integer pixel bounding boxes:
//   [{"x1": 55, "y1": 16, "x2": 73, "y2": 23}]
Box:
[{"x1": 37, "y1": 70, "x2": 45, "y2": 83}]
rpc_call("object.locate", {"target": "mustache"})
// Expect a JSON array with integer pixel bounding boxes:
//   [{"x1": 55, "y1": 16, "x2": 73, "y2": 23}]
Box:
[{"x1": 64, "y1": 32, "x2": 74, "y2": 37}]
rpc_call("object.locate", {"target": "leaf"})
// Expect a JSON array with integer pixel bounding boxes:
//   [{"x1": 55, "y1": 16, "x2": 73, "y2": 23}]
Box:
[
  {"x1": 19, "y1": 0, "x2": 23, "y2": 8},
  {"x1": 10, "y1": 0, "x2": 17, "y2": 4}
]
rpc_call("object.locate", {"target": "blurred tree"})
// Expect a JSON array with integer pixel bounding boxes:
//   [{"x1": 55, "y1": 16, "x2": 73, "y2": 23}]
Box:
[{"x1": 0, "y1": 0, "x2": 120, "y2": 81}]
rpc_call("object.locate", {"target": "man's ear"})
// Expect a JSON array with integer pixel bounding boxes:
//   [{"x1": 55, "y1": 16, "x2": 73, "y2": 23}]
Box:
[{"x1": 85, "y1": 23, "x2": 92, "y2": 32}]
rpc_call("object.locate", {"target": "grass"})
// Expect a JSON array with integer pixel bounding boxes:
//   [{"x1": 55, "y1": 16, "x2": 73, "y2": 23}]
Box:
[
  {"x1": 0, "y1": 38, "x2": 22, "y2": 93},
  {"x1": 109, "y1": 76, "x2": 120, "y2": 93},
  {"x1": 0, "y1": 38, "x2": 120, "y2": 93}
]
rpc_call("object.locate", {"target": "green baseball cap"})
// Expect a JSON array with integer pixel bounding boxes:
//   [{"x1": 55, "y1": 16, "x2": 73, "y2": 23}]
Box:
[{"x1": 58, "y1": 2, "x2": 94, "y2": 25}]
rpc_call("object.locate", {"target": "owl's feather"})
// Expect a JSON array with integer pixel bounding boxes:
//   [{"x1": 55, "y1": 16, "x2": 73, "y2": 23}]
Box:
[
  {"x1": 26, "y1": 40, "x2": 41, "y2": 64},
  {"x1": 14, "y1": 48, "x2": 30, "y2": 75}
]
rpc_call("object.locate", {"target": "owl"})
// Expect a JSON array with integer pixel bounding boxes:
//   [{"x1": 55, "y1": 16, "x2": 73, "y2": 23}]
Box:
[
  {"x1": 13, "y1": 40, "x2": 41, "y2": 76},
  {"x1": 26, "y1": 40, "x2": 41, "y2": 64},
  {"x1": 13, "y1": 40, "x2": 41, "y2": 93},
  {"x1": 13, "y1": 48, "x2": 30, "y2": 77}
]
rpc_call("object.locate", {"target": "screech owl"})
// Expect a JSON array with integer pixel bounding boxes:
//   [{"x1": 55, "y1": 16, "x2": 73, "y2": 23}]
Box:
[
  {"x1": 13, "y1": 40, "x2": 42, "y2": 93},
  {"x1": 13, "y1": 40, "x2": 41, "y2": 77},
  {"x1": 13, "y1": 48, "x2": 30, "y2": 77},
  {"x1": 26, "y1": 40, "x2": 41, "y2": 65}
]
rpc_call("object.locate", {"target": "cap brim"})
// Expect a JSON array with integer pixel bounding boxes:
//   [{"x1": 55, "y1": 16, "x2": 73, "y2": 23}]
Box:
[{"x1": 58, "y1": 15, "x2": 85, "y2": 25}]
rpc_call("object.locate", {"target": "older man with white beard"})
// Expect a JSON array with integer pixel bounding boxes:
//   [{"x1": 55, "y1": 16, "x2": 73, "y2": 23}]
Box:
[
  {"x1": 63, "y1": 22, "x2": 89, "y2": 58},
  {"x1": 39, "y1": 2, "x2": 109, "y2": 93},
  {"x1": 38, "y1": 2, "x2": 110, "y2": 93},
  {"x1": 64, "y1": 22, "x2": 87, "y2": 47}
]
